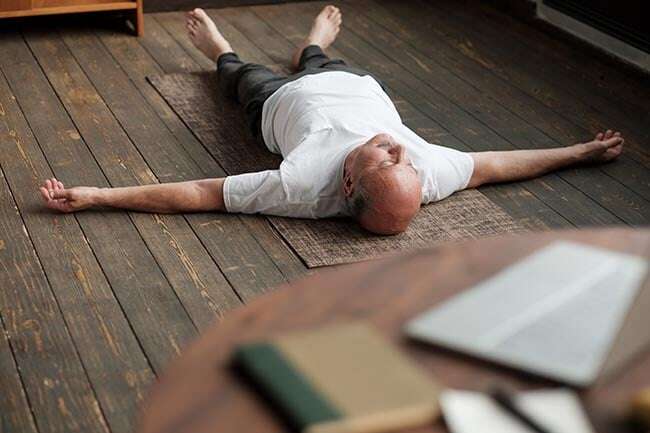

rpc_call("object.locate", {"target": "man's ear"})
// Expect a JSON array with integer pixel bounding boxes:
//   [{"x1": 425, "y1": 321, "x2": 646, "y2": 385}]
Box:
[{"x1": 343, "y1": 173, "x2": 354, "y2": 197}]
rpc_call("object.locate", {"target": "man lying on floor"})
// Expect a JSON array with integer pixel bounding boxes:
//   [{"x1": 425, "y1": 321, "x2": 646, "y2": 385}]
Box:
[{"x1": 39, "y1": 6, "x2": 624, "y2": 235}]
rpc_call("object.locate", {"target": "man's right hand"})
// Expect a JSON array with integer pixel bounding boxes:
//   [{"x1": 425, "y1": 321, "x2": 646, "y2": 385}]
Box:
[{"x1": 39, "y1": 177, "x2": 99, "y2": 213}]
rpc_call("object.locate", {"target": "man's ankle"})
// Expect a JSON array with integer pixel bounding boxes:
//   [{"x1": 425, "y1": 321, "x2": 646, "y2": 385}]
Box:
[{"x1": 305, "y1": 39, "x2": 322, "y2": 49}]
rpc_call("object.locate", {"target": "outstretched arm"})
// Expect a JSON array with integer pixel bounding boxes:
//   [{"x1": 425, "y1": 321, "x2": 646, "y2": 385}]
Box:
[
  {"x1": 40, "y1": 177, "x2": 226, "y2": 213},
  {"x1": 466, "y1": 130, "x2": 624, "y2": 188}
]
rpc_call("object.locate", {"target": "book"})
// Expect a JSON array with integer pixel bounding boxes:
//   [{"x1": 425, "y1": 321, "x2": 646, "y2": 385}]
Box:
[{"x1": 233, "y1": 322, "x2": 440, "y2": 433}]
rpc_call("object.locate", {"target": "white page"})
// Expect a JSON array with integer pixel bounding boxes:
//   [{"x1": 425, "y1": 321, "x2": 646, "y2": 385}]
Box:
[{"x1": 441, "y1": 389, "x2": 594, "y2": 433}]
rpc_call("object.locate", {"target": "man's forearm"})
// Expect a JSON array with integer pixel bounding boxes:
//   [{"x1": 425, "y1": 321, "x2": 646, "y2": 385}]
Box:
[
  {"x1": 95, "y1": 179, "x2": 226, "y2": 213},
  {"x1": 467, "y1": 146, "x2": 581, "y2": 188}
]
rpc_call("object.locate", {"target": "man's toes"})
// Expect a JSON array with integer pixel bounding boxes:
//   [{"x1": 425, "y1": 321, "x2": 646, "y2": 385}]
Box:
[
  {"x1": 596, "y1": 132, "x2": 604, "y2": 140},
  {"x1": 188, "y1": 11, "x2": 202, "y2": 23},
  {"x1": 327, "y1": 6, "x2": 340, "y2": 19},
  {"x1": 193, "y1": 8, "x2": 209, "y2": 22},
  {"x1": 604, "y1": 129, "x2": 613, "y2": 139}
]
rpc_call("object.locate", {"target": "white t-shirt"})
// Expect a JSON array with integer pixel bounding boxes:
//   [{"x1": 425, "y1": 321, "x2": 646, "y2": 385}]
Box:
[{"x1": 223, "y1": 71, "x2": 474, "y2": 218}]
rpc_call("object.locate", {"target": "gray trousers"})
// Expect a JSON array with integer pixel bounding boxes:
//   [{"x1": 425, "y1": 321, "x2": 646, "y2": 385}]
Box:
[{"x1": 216, "y1": 45, "x2": 385, "y2": 138}]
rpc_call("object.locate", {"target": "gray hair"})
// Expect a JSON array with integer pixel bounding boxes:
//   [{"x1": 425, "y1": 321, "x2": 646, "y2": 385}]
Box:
[{"x1": 346, "y1": 181, "x2": 371, "y2": 219}]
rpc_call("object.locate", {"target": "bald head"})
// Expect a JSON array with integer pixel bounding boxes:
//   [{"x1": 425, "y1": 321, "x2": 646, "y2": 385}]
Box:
[{"x1": 343, "y1": 133, "x2": 422, "y2": 235}]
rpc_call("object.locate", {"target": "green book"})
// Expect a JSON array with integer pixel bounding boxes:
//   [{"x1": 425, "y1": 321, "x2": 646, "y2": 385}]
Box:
[{"x1": 233, "y1": 323, "x2": 440, "y2": 433}]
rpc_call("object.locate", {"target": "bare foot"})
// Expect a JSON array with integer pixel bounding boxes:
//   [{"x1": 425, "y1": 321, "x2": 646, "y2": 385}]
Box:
[
  {"x1": 577, "y1": 129, "x2": 625, "y2": 163},
  {"x1": 291, "y1": 5, "x2": 342, "y2": 70},
  {"x1": 186, "y1": 8, "x2": 232, "y2": 62}
]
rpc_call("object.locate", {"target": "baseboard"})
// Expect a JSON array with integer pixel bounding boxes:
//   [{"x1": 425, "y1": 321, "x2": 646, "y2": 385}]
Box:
[
  {"x1": 485, "y1": 0, "x2": 649, "y2": 77},
  {"x1": 537, "y1": 2, "x2": 650, "y2": 73}
]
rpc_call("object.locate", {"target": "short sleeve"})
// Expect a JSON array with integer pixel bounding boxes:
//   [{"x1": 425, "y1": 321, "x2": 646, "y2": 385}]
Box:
[
  {"x1": 223, "y1": 170, "x2": 319, "y2": 218},
  {"x1": 420, "y1": 147, "x2": 474, "y2": 204},
  {"x1": 223, "y1": 170, "x2": 289, "y2": 215}
]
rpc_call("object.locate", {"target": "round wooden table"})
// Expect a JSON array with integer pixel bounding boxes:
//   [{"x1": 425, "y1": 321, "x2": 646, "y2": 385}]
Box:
[{"x1": 139, "y1": 228, "x2": 650, "y2": 433}]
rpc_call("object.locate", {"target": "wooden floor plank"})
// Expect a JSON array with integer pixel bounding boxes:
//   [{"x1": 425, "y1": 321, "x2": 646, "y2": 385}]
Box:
[
  {"x1": 246, "y1": 3, "x2": 571, "y2": 229},
  {"x1": 152, "y1": 13, "x2": 216, "y2": 71},
  {"x1": 5, "y1": 29, "x2": 199, "y2": 373},
  {"x1": 0, "y1": 270, "x2": 39, "y2": 433},
  {"x1": 0, "y1": 59, "x2": 155, "y2": 433},
  {"x1": 349, "y1": 0, "x2": 650, "y2": 204},
  {"x1": 96, "y1": 23, "x2": 308, "y2": 283},
  {"x1": 0, "y1": 104, "x2": 109, "y2": 433},
  {"x1": 23, "y1": 26, "x2": 246, "y2": 329},
  {"x1": 218, "y1": 7, "x2": 294, "y2": 63},
  {"x1": 464, "y1": 0, "x2": 650, "y2": 136},
  {"x1": 374, "y1": 0, "x2": 650, "y2": 201},
  {"x1": 473, "y1": 1, "x2": 650, "y2": 122},
  {"x1": 139, "y1": 14, "x2": 201, "y2": 73},
  {"x1": 412, "y1": 0, "x2": 650, "y2": 167}
]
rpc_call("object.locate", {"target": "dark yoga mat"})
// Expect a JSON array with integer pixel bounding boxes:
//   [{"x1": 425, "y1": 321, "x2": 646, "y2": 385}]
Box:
[{"x1": 148, "y1": 72, "x2": 540, "y2": 267}]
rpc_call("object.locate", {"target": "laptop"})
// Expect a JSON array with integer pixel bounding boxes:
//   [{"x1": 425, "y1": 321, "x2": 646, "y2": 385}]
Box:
[{"x1": 405, "y1": 241, "x2": 649, "y2": 386}]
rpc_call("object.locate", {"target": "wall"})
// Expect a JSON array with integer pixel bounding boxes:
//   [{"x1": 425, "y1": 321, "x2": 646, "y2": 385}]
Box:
[{"x1": 144, "y1": 0, "x2": 305, "y2": 13}]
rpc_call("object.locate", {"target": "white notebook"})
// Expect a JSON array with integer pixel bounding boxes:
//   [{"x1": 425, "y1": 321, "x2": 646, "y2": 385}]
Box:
[
  {"x1": 405, "y1": 241, "x2": 648, "y2": 386},
  {"x1": 441, "y1": 389, "x2": 594, "y2": 433}
]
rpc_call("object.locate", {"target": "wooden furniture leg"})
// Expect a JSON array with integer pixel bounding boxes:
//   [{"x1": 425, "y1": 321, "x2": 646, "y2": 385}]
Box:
[{"x1": 133, "y1": 0, "x2": 143, "y2": 36}]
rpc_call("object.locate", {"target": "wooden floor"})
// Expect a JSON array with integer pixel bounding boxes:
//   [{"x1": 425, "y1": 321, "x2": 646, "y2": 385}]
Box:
[{"x1": 0, "y1": 1, "x2": 648, "y2": 433}]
